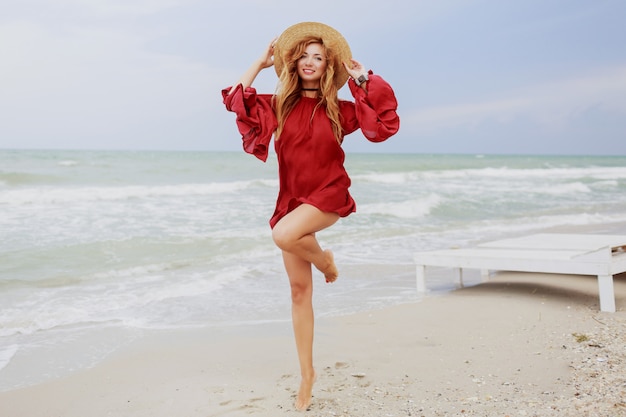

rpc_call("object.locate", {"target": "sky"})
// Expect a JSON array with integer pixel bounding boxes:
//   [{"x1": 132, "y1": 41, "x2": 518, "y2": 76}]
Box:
[{"x1": 1, "y1": 0, "x2": 625, "y2": 155}]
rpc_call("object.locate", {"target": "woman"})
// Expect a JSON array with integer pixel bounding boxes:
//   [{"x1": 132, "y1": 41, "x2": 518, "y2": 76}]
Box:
[{"x1": 222, "y1": 22, "x2": 399, "y2": 411}]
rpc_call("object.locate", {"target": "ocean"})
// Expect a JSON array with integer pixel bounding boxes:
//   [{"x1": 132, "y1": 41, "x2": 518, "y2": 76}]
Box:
[{"x1": 2, "y1": 149, "x2": 626, "y2": 391}]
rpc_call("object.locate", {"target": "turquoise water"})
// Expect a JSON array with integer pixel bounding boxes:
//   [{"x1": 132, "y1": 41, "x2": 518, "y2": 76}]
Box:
[{"x1": 2, "y1": 149, "x2": 626, "y2": 390}]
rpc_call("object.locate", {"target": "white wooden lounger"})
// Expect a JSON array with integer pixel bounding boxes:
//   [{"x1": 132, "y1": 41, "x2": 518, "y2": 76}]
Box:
[{"x1": 414, "y1": 234, "x2": 626, "y2": 312}]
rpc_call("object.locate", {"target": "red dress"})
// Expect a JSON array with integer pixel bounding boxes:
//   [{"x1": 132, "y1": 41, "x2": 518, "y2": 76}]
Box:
[{"x1": 222, "y1": 73, "x2": 400, "y2": 228}]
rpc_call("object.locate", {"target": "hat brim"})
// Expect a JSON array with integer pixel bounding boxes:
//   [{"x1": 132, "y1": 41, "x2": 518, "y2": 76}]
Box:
[{"x1": 274, "y1": 22, "x2": 352, "y2": 89}]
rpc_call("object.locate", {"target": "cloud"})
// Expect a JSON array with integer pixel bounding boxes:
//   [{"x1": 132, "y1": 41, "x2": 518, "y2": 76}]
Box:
[
  {"x1": 0, "y1": 14, "x2": 225, "y2": 149},
  {"x1": 404, "y1": 65, "x2": 626, "y2": 135},
  {"x1": 47, "y1": 0, "x2": 191, "y2": 17}
]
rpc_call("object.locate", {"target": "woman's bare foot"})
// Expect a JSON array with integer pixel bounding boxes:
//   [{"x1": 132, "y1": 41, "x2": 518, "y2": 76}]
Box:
[
  {"x1": 295, "y1": 370, "x2": 316, "y2": 411},
  {"x1": 322, "y1": 250, "x2": 338, "y2": 283}
]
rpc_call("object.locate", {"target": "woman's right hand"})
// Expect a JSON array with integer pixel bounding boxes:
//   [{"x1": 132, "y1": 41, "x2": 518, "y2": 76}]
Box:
[{"x1": 257, "y1": 38, "x2": 277, "y2": 69}]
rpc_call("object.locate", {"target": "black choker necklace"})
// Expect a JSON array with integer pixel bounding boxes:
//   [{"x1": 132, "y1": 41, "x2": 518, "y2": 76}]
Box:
[{"x1": 302, "y1": 88, "x2": 319, "y2": 91}]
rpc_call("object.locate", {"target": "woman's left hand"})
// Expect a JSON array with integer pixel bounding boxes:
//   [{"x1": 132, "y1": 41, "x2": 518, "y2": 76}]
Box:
[{"x1": 343, "y1": 59, "x2": 367, "y2": 80}]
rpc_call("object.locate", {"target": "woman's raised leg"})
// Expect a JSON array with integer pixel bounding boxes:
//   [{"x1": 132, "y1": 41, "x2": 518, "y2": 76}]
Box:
[{"x1": 272, "y1": 204, "x2": 340, "y2": 282}]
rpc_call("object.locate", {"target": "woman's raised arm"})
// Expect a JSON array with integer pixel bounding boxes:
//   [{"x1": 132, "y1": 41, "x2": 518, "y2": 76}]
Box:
[{"x1": 227, "y1": 38, "x2": 276, "y2": 94}]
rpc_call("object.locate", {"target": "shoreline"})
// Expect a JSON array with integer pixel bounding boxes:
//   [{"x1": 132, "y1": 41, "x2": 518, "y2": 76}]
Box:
[{"x1": 1, "y1": 268, "x2": 624, "y2": 416}]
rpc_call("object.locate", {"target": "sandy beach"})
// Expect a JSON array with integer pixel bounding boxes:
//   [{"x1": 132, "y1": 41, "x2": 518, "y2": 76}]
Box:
[{"x1": 1, "y1": 266, "x2": 625, "y2": 417}]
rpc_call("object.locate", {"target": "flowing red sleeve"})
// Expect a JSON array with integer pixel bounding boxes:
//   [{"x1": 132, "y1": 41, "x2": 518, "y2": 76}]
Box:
[
  {"x1": 221, "y1": 84, "x2": 277, "y2": 162},
  {"x1": 347, "y1": 72, "x2": 400, "y2": 142}
]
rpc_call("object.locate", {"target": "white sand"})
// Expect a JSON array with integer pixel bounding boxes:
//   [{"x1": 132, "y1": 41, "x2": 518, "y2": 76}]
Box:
[{"x1": 1, "y1": 269, "x2": 625, "y2": 417}]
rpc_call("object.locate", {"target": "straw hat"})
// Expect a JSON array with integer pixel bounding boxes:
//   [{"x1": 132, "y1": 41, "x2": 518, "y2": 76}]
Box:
[{"x1": 273, "y1": 22, "x2": 352, "y2": 89}]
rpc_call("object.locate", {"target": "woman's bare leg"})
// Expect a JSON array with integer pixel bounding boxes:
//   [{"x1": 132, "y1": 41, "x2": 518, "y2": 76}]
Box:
[
  {"x1": 272, "y1": 204, "x2": 340, "y2": 282},
  {"x1": 282, "y1": 250, "x2": 316, "y2": 410},
  {"x1": 274, "y1": 204, "x2": 340, "y2": 410}
]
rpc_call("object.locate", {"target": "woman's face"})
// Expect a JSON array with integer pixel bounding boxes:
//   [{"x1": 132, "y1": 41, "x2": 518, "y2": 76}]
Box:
[{"x1": 297, "y1": 42, "x2": 327, "y2": 86}]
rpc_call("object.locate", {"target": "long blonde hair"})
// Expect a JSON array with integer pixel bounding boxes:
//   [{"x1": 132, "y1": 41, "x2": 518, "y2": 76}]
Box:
[{"x1": 274, "y1": 37, "x2": 343, "y2": 144}]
